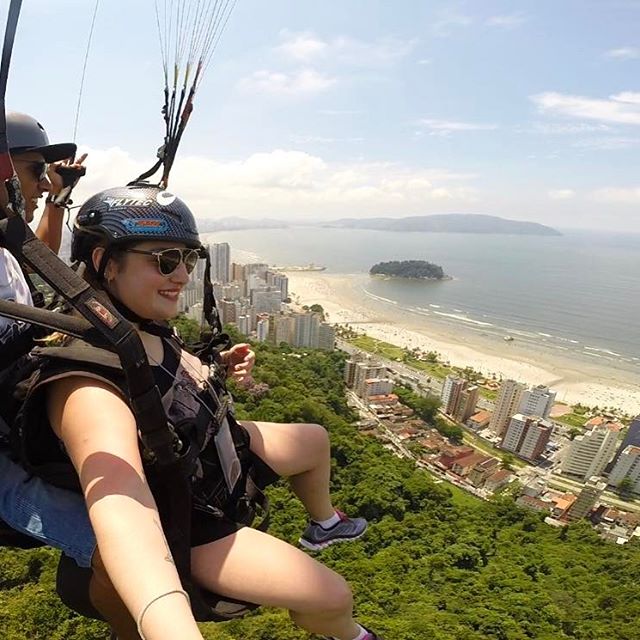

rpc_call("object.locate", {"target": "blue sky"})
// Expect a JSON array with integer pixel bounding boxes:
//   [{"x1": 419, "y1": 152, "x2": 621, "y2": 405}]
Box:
[{"x1": 5, "y1": 0, "x2": 640, "y2": 231}]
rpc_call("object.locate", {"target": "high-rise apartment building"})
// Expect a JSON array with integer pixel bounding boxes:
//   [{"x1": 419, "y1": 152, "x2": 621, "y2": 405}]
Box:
[
  {"x1": 222, "y1": 283, "x2": 242, "y2": 301},
  {"x1": 454, "y1": 385, "x2": 479, "y2": 423},
  {"x1": 517, "y1": 385, "x2": 556, "y2": 419},
  {"x1": 237, "y1": 315, "x2": 251, "y2": 336},
  {"x1": 518, "y1": 419, "x2": 553, "y2": 461},
  {"x1": 256, "y1": 316, "x2": 269, "y2": 342},
  {"x1": 561, "y1": 421, "x2": 622, "y2": 480},
  {"x1": 608, "y1": 446, "x2": 640, "y2": 495},
  {"x1": 565, "y1": 476, "x2": 606, "y2": 521},
  {"x1": 267, "y1": 272, "x2": 289, "y2": 301},
  {"x1": 362, "y1": 378, "x2": 394, "y2": 399},
  {"x1": 220, "y1": 299, "x2": 237, "y2": 324},
  {"x1": 272, "y1": 315, "x2": 295, "y2": 345},
  {"x1": 440, "y1": 375, "x2": 467, "y2": 416},
  {"x1": 251, "y1": 288, "x2": 282, "y2": 314},
  {"x1": 501, "y1": 414, "x2": 552, "y2": 462},
  {"x1": 344, "y1": 353, "x2": 366, "y2": 386},
  {"x1": 318, "y1": 323, "x2": 335, "y2": 351},
  {"x1": 245, "y1": 263, "x2": 269, "y2": 279},
  {"x1": 210, "y1": 243, "x2": 230, "y2": 283},
  {"x1": 230, "y1": 262, "x2": 246, "y2": 282},
  {"x1": 489, "y1": 380, "x2": 525, "y2": 436},
  {"x1": 292, "y1": 312, "x2": 320, "y2": 348},
  {"x1": 609, "y1": 416, "x2": 640, "y2": 471},
  {"x1": 353, "y1": 361, "x2": 387, "y2": 397}
]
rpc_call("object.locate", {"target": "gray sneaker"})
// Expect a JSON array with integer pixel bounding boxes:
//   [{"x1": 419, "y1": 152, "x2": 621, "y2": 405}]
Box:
[{"x1": 299, "y1": 510, "x2": 368, "y2": 551}]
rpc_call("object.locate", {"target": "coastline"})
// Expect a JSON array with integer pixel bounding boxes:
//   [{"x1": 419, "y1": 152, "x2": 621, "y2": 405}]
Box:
[{"x1": 287, "y1": 272, "x2": 640, "y2": 416}]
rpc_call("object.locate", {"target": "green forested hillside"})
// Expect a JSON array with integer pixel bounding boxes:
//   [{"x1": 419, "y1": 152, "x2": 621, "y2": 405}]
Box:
[{"x1": 1, "y1": 342, "x2": 639, "y2": 639}]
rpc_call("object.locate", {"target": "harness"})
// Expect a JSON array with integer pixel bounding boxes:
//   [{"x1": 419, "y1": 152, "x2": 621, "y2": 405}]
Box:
[
  {"x1": 10, "y1": 333, "x2": 269, "y2": 624},
  {"x1": 0, "y1": 1, "x2": 253, "y2": 632}
]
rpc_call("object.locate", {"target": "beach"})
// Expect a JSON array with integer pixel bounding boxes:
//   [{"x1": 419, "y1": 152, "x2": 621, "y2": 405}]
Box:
[{"x1": 287, "y1": 272, "x2": 640, "y2": 416}]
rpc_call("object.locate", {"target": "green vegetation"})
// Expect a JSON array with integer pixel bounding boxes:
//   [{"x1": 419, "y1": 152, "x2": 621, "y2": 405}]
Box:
[
  {"x1": 555, "y1": 405, "x2": 590, "y2": 430},
  {"x1": 370, "y1": 260, "x2": 446, "y2": 280},
  {"x1": 459, "y1": 432, "x2": 526, "y2": 470},
  {"x1": 341, "y1": 332, "x2": 497, "y2": 401},
  {"x1": 393, "y1": 386, "x2": 440, "y2": 424},
  {"x1": 169, "y1": 313, "x2": 202, "y2": 345},
  {"x1": 1, "y1": 341, "x2": 639, "y2": 639}
]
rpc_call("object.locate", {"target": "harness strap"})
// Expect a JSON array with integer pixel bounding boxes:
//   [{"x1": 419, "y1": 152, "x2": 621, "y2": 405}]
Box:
[
  {"x1": 0, "y1": 215, "x2": 178, "y2": 466},
  {"x1": 0, "y1": 298, "x2": 103, "y2": 342}
]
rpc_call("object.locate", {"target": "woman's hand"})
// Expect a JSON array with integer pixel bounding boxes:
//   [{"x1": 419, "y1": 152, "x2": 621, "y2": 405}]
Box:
[{"x1": 221, "y1": 343, "x2": 255, "y2": 387}]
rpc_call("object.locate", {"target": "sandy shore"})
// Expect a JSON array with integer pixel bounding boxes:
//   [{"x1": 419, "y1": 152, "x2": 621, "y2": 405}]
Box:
[{"x1": 287, "y1": 272, "x2": 640, "y2": 416}]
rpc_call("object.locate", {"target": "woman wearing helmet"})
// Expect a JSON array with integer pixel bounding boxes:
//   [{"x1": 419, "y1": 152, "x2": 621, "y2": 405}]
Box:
[{"x1": 20, "y1": 183, "x2": 380, "y2": 640}]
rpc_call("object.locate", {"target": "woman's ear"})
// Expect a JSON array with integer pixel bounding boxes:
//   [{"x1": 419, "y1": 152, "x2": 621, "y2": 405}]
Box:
[
  {"x1": 91, "y1": 246, "x2": 116, "y2": 281},
  {"x1": 91, "y1": 246, "x2": 105, "y2": 273}
]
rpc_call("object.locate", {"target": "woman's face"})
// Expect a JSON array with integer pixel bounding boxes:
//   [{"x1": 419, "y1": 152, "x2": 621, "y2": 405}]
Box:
[{"x1": 101, "y1": 240, "x2": 192, "y2": 321}]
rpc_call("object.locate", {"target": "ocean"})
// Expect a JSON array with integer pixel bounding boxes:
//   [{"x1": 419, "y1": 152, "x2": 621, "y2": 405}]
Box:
[{"x1": 202, "y1": 227, "x2": 640, "y2": 374}]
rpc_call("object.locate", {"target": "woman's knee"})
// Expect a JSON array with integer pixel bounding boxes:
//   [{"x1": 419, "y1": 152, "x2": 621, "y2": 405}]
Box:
[
  {"x1": 309, "y1": 573, "x2": 353, "y2": 615},
  {"x1": 301, "y1": 423, "x2": 330, "y2": 453}
]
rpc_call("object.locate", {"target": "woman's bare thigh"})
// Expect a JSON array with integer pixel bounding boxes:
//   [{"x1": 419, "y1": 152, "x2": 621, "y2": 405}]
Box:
[
  {"x1": 191, "y1": 527, "x2": 351, "y2": 613},
  {"x1": 240, "y1": 420, "x2": 329, "y2": 478}
]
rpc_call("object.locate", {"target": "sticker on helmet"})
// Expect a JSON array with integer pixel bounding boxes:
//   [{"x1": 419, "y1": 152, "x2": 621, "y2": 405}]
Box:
[
  {"x1": 123, "y1": 219, "x2": 169, "y2": 233},
  {"x1": 104, "y1": 197, "x2": 154, "y2": 209},
  {"x1": 156, "y1": 191, "x2": 177, "y2": 206}
]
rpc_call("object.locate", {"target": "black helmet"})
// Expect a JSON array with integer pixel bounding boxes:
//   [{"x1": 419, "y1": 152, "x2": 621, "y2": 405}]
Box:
[
  {"x1": 72, "y1": 183, "x2": 201, "y2": 274},
  {"x1": 7, "y1": 111, "x2": 76, "y2": 162}
]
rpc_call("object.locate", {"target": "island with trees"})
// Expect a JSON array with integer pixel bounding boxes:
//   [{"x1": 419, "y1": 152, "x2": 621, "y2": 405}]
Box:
[{"x1": 370, "y1": 259, "x2": 448, "y2": 280}]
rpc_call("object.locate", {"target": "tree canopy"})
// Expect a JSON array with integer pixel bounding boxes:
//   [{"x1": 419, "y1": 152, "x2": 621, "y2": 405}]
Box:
[
  {"x1": 370, "y1": 260, "x2": 446, "y2": 280},
  {"x1": 1, "y1": 341, "x2": 639, "y2": 639}
]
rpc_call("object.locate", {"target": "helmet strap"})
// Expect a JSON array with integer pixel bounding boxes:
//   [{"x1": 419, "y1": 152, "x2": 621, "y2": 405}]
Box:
[{"x1": 202, "y1": 247, "x2": 221, "y2": 333}]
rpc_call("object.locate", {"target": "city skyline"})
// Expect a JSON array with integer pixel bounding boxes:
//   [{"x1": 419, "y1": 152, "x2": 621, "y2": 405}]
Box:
[{"x1": 6, "y1": 1, "x2": 640, "y2": 232}]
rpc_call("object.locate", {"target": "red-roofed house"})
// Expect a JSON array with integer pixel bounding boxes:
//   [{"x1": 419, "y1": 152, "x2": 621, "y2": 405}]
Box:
[
  {"x1": 437, "y1": 446, "x2": 475, "y2": 470},
  {"x1": 451, "y1": 452, "x2": 492, "y2": 477},
  {"x1": 483, "y1": 469, "x2": 514, "y2": 493}
]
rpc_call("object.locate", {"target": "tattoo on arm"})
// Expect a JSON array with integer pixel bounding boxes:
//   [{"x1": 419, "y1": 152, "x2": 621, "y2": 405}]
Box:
[{"x1": 154, "y1": 518, "x2": 175, "y2": 566}]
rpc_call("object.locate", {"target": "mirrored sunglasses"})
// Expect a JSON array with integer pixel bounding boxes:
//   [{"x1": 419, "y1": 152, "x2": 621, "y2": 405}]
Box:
[{"x1": 125, "y1": 247, "x2": 200, "y2": 276}]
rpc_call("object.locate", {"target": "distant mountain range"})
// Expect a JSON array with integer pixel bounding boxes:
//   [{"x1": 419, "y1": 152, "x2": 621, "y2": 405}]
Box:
[
  {"x1": 196, "y1": 214, "x2": 561, "y2": 236},
  {"x1": 324, "y1": 214, "x2": 561, "y2": 236}
]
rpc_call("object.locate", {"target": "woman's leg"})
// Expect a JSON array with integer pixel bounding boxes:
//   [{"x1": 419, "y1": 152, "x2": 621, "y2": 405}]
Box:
[
  {"x1": 240, "y1": 420, "x2": 335, "y2": 521},
  {"x1": 191, "y1": 527, "x2": 361, "y2": 640}
]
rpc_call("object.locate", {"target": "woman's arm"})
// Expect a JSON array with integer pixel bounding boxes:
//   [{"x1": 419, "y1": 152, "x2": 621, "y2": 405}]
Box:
[{"x1": 47, "y1": 377, "x2": 202, "y2": 640}]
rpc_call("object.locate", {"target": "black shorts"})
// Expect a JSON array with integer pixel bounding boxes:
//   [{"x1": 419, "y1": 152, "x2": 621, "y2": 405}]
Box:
[{"x1": 190, "y1": 423, "x2": 278, "y2": 547}]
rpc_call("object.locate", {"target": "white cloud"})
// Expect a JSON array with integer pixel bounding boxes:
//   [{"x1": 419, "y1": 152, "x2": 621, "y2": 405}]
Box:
[
  {"x1": 485, "y1": 14, "x2": 528, "y2": 28},
  {"x1": 276, "y1": 30, "x2": 417, "y2": 67},
  {"x1": 276, "y1": 31, "x2": 328, "y2": 61},
  {"x1": 531, "y1": 91, "x2": 640, "y2": 125},
  {"x1": 548, "y1": 189, "x2": 576, "y2": 200},
  {"x1": 238, "y1": 69, "x2": 336, "y2": 96},
  {"x1": 417, "y1": 58, "x2": 432, "y2": 65},
  {"x1": 70, "y1": 147, "x2": 479, "y2": 219},
  {"x1": 573, "y1": 136, "x2": 640, "y2": 150},
  {"x1": 418, "y1": 118, "x2": 498, "y2": 135},
  {"x1": 591, "y1": 187, "x2": 640, "y2": 203},
  {"x1": 605, "y1": 47, "x2": 640, "y2": 59},
  {"x1": 529, "y1": 122, "x2": 612, "y2": 134},
  {"x1": 432, "y1": 11, "x2": 473, "y2": 37},
  {"x1": 614, "y1": 91, "x2": 640, "y2": 104}
]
